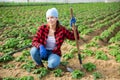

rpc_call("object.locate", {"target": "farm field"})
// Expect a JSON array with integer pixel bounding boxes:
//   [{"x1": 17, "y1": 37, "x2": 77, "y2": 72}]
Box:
[{"x1": 0, "y1": 2, "x2": 120, "y2": 80}]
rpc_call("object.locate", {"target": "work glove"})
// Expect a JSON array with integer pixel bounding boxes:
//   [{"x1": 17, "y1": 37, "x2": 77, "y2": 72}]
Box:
[
  {"x1": 70, "y1": 17, "x2": 76, "y2": 27},
  {"x1": 39, "y1": 45, "x2": 47, "y2": 59}
]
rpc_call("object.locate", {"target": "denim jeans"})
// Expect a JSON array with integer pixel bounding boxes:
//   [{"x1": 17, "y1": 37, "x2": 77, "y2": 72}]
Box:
[{"x1": 30, "y1": 47, "x2": 60, "y2": 68}]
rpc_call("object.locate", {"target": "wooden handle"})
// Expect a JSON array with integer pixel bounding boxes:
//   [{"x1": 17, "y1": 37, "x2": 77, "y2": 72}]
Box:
[
  {"x1": 70, "y1": 7, "x2": 73, "y2": 18},
  {"x1": 70, "y1": 8, "x2": 82, "y2": 64},
  {"x1": 70, "y1": 8, "x2": 80, "y2": 52}
]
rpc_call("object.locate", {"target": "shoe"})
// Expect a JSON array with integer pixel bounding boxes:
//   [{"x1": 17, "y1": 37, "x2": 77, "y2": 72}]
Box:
[
  {"x1": 35, "y1": 64, "x2": 44, "y2": 69},
  {"x1": 47, "y1": 67, "x2": 55, "y2": 71}
]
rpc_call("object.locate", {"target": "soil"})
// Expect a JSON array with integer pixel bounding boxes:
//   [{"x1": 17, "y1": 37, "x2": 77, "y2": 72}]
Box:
[
  {"x1": 0, "y1": 41, "x2": 120, "y2": 80},
  {"x1": 0, "y1": 21, "x2": 120, "y2": 80}
]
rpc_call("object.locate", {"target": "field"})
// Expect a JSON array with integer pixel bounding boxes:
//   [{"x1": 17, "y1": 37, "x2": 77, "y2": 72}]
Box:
[{"x1": 0, "y1": 2, "x2": 120, "y2": 80}]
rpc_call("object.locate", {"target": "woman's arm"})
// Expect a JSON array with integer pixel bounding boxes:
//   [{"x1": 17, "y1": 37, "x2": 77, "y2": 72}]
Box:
[
  {"x1": 32, "y1": 26, "x2": 42, "y2": 48},
  {"x1": 64, "y1": 27, "x2": 80, "y2": 40}
]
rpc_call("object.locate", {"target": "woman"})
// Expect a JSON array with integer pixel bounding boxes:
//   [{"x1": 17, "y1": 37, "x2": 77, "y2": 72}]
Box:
[{"x1": 30, "y1": 8, "x2": 79, "y2": 70}]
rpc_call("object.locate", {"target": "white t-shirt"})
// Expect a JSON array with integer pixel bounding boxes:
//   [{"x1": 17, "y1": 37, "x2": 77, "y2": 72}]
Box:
[{"x1": 46, "y1": 36, "x2": 56, "y2": 50}]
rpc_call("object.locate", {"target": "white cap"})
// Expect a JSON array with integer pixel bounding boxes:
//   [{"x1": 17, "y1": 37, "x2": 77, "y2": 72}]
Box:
[{"x1": 46, "y1": 8, "x2": 58, "y2": 18}]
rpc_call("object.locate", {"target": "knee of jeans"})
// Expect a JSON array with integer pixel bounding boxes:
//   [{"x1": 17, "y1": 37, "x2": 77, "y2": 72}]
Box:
[
  {"x1": 48, "y1": 59, "x2": 60, "y2": 68},
  {"x1": 30, "y1": 47, "x2": 38, "y2": 56}
]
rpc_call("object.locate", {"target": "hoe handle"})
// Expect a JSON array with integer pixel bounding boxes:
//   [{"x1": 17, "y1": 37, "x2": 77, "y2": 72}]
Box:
[{"x1": 70, "y1": 8, "x2": 82, "y2": 65}]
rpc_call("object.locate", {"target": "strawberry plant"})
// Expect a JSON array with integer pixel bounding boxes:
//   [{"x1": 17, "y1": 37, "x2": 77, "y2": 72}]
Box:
[
  {"x1": 21, "y1": 60, "x2": 35, "y2": 72},
  {"x1": 3, "y1": 77, "x2": 17, "y2": 80},
  {"x1": 29, "y1": 26, "x2": 37, "y2": 34},
  {"x1": 92, "y1": 36, "x2": 101, "y2": 42},
  {"x1": 92, "y1": 71, "x2": 102, "y2": 80},
  {"x1": 81, "y1": 53, "x2": 87, "y2": 60},
  {"x1": 71, "y1": 70, "x2": 84, "y2": 79},
  {"x1": 15, "y1": 55, "x2": 27, "y2": 62},
  {"x1": 78, "y1": 25, "x2": 88, "y2": 33},
  {"x1": 3, "y1": 38, "x2": 19, "y2": 49},
  {"x1": 2, "y1": 64, "x2": 15, "y2": 69},
  {"x1": 2, "y1": 48, "x2": 14, "y2": 53},
  {"x1": 81, "y1": 28, "x2": 93, "y2": 35},
  {"x1": 85, "y1": 41, "x2": 100, "y2": 48},
  {"x1": 33, "y1": 67, "x2": 48, "y2": 73},
  {"x1": 70, "y1": 48, "x2": 78, "y2": 53},
  {"x1": 19, "y1": 76, "x2": 34, "y2": 80},
  {"x1": 82, "y1": 49, "x2": 94, "y2": 56},
  {"x1": 63, "y1": 53, "x2": 74, "y2": 60},
  {"x1": 116, "y1": 54, "x2": 120, "y2": 62},
  {"x1": 109, "y1": 31, "x2": 120, "y2": 43},
  {"x1": 0, "y1": 55, "x2": 14, "y2": 62},
  {"x1": 17, "y1": 39, "x2": 31, "y2": 48},
  {"x1": 3, "y1": 76, "x2": 34, "y2": 80},
  {"x1": 18, "y1": 32, "x2": 29, "y2": 39},
  {"x1": 95, "y1": 50, "x2": 108, "y2": 60},
  {"x1": 109, "y1": 49, "x2": 120, "y2": 57},
  {"x1": 108, "y1": 45, "x2": 120, "y2": 50},
  {"x1": 66, "y1": 40, "x2": 76, "y2": 46},
  {"x1": 22, "y1": 50, "x2": 30, "y2": 56},
  {"x1": 53, "y1": 68, "x2": 63, "y2": 77},
  {"x1": 60, "y1": 61, "x2": 69, "y2": 66},
  {"x1": 33, "y1": 68, "x2": 48, "y2": 78},
  {"x1": 83, "y1": 62, "x2": 96, "y2": 72}
]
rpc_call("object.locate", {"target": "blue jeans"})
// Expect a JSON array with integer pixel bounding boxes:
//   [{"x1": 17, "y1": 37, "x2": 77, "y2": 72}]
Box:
[{"x1": 30, "y1": 47, "x2": 60, "y2": 68}]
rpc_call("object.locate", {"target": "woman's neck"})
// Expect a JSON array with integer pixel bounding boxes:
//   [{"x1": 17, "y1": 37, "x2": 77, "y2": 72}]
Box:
[
  {"x1": 49, "y1": 25, "x2": 56, "y2": 31},
  {"x1": 48, "y1": 25, "x2": 56, "y2": 36}
]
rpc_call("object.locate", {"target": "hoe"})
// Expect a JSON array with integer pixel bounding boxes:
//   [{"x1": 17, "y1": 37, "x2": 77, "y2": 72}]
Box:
[{"x1": 66, "y1": 7, "x2": 83, "y2": 72}]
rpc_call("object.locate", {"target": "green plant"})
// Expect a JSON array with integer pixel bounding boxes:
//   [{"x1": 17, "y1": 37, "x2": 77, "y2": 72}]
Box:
[
  {"x1": 3, "y1": 76, "x2": 34, "y2": 80},
  {"x1": 3, "y1": 38, "x2": 19, "y2": 48},
  {"x1": 15, "y1": 55, "x2": 27, "y2": 62},
  {"x1": 71, "y1": 70, "x2": 84, "y2": 79},
  {"x1": 60, "y1": 61, "x2": 69, "y2": 66},
  {"x1": 109, "y1": 49, "x2": 120, "y2": 57},
  {"x1": 53, "y1": 68, "x2": 63, "y2": 77},
  {"x1": 33, "y1": 68, "x2": 49, "y2": 78},
  {"x1": 22, "y1": 50, "x2": 30, "y2": 56},
  {"x1": 93, "y1": 72, "x2": 102, "y2": 80},
  {"x1": 95, "y1": 50, "x2": 108, "y2": 60},
  {"x1": 66, "y1": 40, "x2": 76, "y2": 46},
  {"x1": 81, "y1": 28, "x2": 93, "y2": 35},
  {"x1": 17, "y1": 39, "x2": 31, "y2": 48},
  {"x1": 85, "y1": 41, "x2": 99, "y2": 48},
  {"x1": 29, "y1": 27, "x2": 37, "y2": 34},
  {"x1": 109, "y1": 31, "x2": 120, "y2": 43},
  {"x1": 81, "y1": 53, "x2": 87, "y2": 60},
  {"x1": 0, "y1": 55, "x2": 14, "y2": 62},
  {"x1": 18, "y1": 32, "x2": 29, "y2": 39},
  {"x1": 2, "y1": 48, "x2": 14, "y2": 53},
  {"x1": 63, "y1": 53, "x2": 74, "y2": 60},
  {"x1": 20, "y1": 76, "x2": 34, "y2": 80},
  {"x1": 70, "y1": 48, "x2": 78, "y2": 53},
  {"x1": 82, "y1": 49, "x2": 94, "y2": 56},
  {"x1": 83, "y1": 62, "x2": 96, "y2": 72},
  {"x1": 116, "y1": 54, "x2": 120, "y2": 62},
  {"x1": 108, "y1": 45, "x2": 120, "y2": 50},
  {"x1": 21, "y1": 60, "x2": 35, "y2": 72},
  {"x1": 2, "y1": 64, "x2": 15, "y2": 69},
  {"x1": 92, "y1": 36, "x2": 101, "y2": 41},
  {"x1": 3, "y1": 77, "x2": 17, "y2": 80}
]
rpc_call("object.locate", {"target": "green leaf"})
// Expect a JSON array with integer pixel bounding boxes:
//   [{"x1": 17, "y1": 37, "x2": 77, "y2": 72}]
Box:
[
  {"x1": 53, "y1": 68, "x2": 62, "y2": 77},
  {"x1": 71, "y1": 70, "x2": 84, "y2": 79},
  {"x1": 83, "y1": 62, "x2": 96, "y2": 72}
]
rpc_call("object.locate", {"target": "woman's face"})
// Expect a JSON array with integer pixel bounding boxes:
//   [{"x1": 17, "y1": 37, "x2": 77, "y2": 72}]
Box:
[{"x1": 46, "y1": 16, "x2": 58, "y2": 26}]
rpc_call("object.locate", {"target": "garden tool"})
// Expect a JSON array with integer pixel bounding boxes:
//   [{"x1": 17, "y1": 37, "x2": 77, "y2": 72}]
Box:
[
  {"x1": 62, "y1": 8, "x2": 83, "y2": 72},
  {"x1": 70, "y1": 7, "x2": 83, "y2": 69}
]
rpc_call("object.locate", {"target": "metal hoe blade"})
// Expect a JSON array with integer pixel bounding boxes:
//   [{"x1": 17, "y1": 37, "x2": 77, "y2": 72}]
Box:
[{"x1": 67, "y1": 67, "x2": 74, "y2": 72}]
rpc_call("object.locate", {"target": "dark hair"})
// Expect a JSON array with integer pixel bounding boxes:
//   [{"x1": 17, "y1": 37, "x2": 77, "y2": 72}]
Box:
[{"x1": 56, "y1": 20, "x2": 60, "y2": 28}]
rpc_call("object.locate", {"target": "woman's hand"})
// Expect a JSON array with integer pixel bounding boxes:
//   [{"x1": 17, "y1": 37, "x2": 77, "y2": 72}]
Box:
[
  {"x1": 39, "y1": 45, "x2": 47, "y2": 59},
  {"x1": 70, "y1": 17, "x2": 76, "y2": 27}
]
